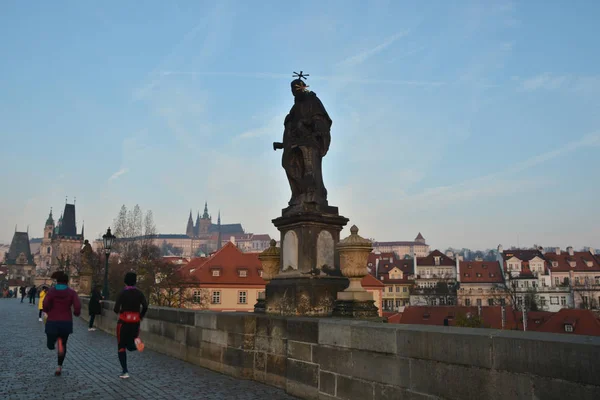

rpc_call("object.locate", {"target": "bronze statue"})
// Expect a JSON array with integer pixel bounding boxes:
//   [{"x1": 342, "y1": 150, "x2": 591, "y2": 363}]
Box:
[{"x1": 273, "y1": 71, "x2": 332, "y2": 213}]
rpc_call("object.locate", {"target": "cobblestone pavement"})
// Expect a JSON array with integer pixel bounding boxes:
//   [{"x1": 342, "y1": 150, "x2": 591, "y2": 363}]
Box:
[{"x1": 0, "y1": 299, "x2": 297, "y2": 400}]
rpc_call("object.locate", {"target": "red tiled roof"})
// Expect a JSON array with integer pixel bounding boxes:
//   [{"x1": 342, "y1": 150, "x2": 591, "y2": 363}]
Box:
[
  {"x1": 417, "y1": 250, "x2": 455, "y2": 267},
  {"x1": 535, "y1": 309, "x2": 600, "y2": 336},
  {"x1": 188, "y1": 242, "x2": 265, "y2": 286},
  {"x1": 544, "y1": 251, "x2": 600, "y2": 272},
  {"x1": 396, "y1": 306, "x2": 553, "y2": 331},
  {"x1": 502, "y1": 249, "x2": 544, "y2": 262},
  {"x1": 460, "y1": 261, "x2": 504, "y2": 284},
  {"x1": 361, "y1": 274, "x2": 384, "y2": 288}
]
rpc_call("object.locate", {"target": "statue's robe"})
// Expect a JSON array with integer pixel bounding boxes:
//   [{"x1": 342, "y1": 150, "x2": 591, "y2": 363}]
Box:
[{"x1": 281, "y1": 91, "x2": 332, "y2": 208}]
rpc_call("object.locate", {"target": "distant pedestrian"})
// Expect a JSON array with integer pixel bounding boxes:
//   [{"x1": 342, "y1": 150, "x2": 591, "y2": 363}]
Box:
[
  {"x1": 113, "y1": 272, "x2": 147, "y2": 379},
  {"x1": 88, "y1": 286, "x2": 103, "y2": 331},
  {"x1": 38, "y1": 286, "x2": 48, "y2": 322},
  {"x1": 43, "y1": 272, "x2": 81, "y2": 376},
  {"x1": 28, "y1": 285, "x2": 37, "y2": 305},
  {"x1": 20, "y1": 286, "x2": 26, "y2": 303}
]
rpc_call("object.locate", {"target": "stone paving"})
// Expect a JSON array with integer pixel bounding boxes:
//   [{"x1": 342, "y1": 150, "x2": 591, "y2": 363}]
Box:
[{"x1": 0, "y1": 299, "x2": 297, "y2": 400}]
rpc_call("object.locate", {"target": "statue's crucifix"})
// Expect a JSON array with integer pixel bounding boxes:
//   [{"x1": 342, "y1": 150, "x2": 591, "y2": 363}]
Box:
[{"x1": 293, "y1": 71, "x2": 309, "y2": 80}]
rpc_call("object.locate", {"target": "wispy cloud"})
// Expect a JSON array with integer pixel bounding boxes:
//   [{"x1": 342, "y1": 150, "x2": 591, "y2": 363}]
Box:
[
  {"x1": 159, "y1": 70, "x2": 444, "y2": 87},
  {"x1": 396, "y1": 132, "x2": 600, "y2": 209},
  {"x1": 518, "y1": 73, "x2": 600, "y2": 93},
  {"x1": 108, "y1": 168, "x2": 128, "y2": 182},
  {"x1": 235, "y1": 114, "x2": 285, "y2": 140},
  {"x1": 521, "y1": 73, "x2": 569, "y2": 91},
  {"x1": 337, "y1": 31, "x2": 410, "y2": 68}
]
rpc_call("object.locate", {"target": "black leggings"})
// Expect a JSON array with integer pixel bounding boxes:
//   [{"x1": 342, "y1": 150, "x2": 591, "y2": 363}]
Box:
[
  {"x1": 89, "y1": 314, "x2": 96, "y2": 328},
  {"x1": 47, "y1": 333, "x2": 69, "y2": 366},
  {"x1": 39, "y1": 310, "x2": 43, "y2": 318}
]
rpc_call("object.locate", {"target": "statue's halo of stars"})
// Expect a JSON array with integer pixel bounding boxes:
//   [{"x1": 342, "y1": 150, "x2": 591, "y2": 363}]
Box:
[{"x1": 293, "y1": 71, "x2": 310, "y2": 92}]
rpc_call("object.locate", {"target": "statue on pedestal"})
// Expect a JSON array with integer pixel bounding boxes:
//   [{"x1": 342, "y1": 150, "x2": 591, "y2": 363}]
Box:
[{"x1": 274, "y1": 71, "x2": 333, "y2": 214}]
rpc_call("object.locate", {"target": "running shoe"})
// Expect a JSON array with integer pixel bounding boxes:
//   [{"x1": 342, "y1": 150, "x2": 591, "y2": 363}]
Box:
[
  {"x1": 39, "y1": 318, "x2": 42, "y2": 322},
  {"x1": 55, "y1": 367, "x2": 62, "y2": 376},
  {"x1": 57, "y1": 338, "x2": 64, "y2": 357},
  {"x1": 119, "y1": 372, "x2": 130, "y2": 379},
  {"x1": 134, "y1": 337, "x2": 144, "y2": 352}
]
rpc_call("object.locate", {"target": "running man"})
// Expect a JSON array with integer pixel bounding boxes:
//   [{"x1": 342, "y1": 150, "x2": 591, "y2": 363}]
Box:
[
  {"x1": 42, "y1": 272, "x2": 81, "y2": 376},
  {"x1": 113, "y1": 272, "x2": 148, "y2": 379}
]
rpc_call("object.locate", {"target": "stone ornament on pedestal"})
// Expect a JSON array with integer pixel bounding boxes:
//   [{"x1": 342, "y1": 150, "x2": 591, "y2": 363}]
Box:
[
  {"x1": 332, "y1": 225, "x2": 379, "y2": 318},
  {"x1": 254, "y1": 239, "x2": 281, "y2": 313}
]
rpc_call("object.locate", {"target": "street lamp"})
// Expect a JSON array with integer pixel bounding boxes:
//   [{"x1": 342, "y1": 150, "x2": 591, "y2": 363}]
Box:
[{"x1": 102, "y1": 227, "x2": 116, "y2": 298}]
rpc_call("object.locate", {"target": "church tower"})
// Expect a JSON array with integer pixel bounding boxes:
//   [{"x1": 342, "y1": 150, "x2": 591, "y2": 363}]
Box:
[
  {"x1": 186, "y1": 210, "x2": 194, "y2": 237},
  {"x1": 199, "y1": 201, "x2": 212, "y2": 235},
  {"x1": 217, "y1": 211, "x2": 222, "y2": 250},
  {"x1": 194, "y1": 211, "x2": 201, "y2": 237},
  {"x1": 41, "y1": 208, "x2": 54, "y2": 269}
]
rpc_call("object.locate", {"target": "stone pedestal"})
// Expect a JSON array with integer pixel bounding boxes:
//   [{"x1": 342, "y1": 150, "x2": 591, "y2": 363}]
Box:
[
  {"x1": 332, "y1": 225, "x2": 379, "y2": 319},
  {"x1": 78, "y1": 274, "x2": 92, "y2": 295},
  {"x1": 265, "y1": 275, "x2": 349, "y2": 316},
  {"x1": 264, "y1": 209, "x2": 350, "y2": 317}
]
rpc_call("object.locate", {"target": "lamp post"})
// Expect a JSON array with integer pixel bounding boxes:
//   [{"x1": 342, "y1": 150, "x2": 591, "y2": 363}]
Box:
[{"x1": 102, "y1": 227, "x2": 116, "y2": 299}]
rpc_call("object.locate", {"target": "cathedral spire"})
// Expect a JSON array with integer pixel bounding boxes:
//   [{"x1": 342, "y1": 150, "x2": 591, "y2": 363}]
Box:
[
  {"x1": 217, "y1": 210, "x2": 222, "y2": 250},
  {"x1": 186, "y1": 210, "x2": 194, "y2": 237},
  {"x1": 202, "y1": 201, "x2": 210, "y2": 219}
]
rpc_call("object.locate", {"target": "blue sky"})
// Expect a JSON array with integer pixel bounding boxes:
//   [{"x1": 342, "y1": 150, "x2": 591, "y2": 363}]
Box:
[{"x1": 1, "y1": 1, "x2": 599, "y2": 250}]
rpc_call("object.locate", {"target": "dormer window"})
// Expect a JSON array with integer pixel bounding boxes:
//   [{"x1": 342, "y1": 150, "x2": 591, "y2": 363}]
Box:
[
  {"x1": 464, "y1": 273, "x2": 470, "y2": 277},
  {"x1": 482, "y1": 264, "x2": 487, "y2": 269},
  {"x1": 564, "y1": 324, "x2": 574, "y2": 333},
  {"x1": 586, "y1": 261, "x2": 593, "y2": 267},
  {"x1": 569, "y1": 261, "x2": 576, "y2": 268},
  {"x1": 552, "y1": 261, "x2": 558, "y2": 268},
  {"x1": 476, "y1": 273, "x2": 482, "y2": 277},
  {"x1": 434, "y1": 256, "x2": 441, "y2": 266},
  {"x1": 489, "y1": 273, "x2": 495, "y2": 278},
  {"x1": 212, "y1": 269, "x2": 220, "y2": 277},
  {"x1": 239, "y1": 270, "x2": 247, "y2": 277},
  {"x1": 468, "y1": 264, "x2": 472, "y2": 269}
]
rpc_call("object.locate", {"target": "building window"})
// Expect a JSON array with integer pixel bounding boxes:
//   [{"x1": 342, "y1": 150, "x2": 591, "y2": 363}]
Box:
[
  {"x1": 499, "y1": 298, "x2": 506, "y2": 306},
  {"x1": 465, "y1": 299, "x2": 471, "y2": 306},
  {"x1": 47, "y1": 247, "x2": 51, "y2": 254},
  {"x1": 476, "y1": 299, "x2": 482, "y2": 306},
  {"x1": 257, "y1": 291, "x2": 265, "y2": 299},
  {"x1": 239, "y1": 270, "x2": 247, "y2": 277},
  {"x1": 403, "y1": 287, "x2": 407, "y2": 293},
  {"x1": 554, "y1": 277, "x2": 559, "y2": 286},
  {"x1": 388, "y1": 287, "x2": 392, "y2": 293},
  {"x1": 212, "y1": 269, "x2": 220, "y2": 277},
  {"x1": 550, "y1": 296, "x2": 559, "y2": 305},
  {"x1": 192, "y1": 290, "x2": 202, "y2": 304},
  {"x1": 238, "y1": 291, "x2": 247, "y2": 304},
  {"x1": 564, "y1": 324, "x2": 573, "y2": 333},
  {"x1": 211, "y1": 291, "x2": 221, "y2": 304},
  {"x1": 47, "y1": 232, "x2": 51, "y2": 238},
  {"x1": 560, "y1": 296, "x2": 567, "y2": 306},
  {"x1": 540, "y1": 297, "x2": 547, "y2": 306},
  {"x1": 396, "y1": 286, "x2": 400, "y2": 292},
  {"x1": 488, "y1": 299, "x2": 494, "y2": 306},
  {"x1": 476, "y1": 273, "x2": 482, "y2": 277}
]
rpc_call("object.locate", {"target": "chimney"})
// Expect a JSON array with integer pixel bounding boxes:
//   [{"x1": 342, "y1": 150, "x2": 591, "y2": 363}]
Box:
[
  {"x1": 522, "y1": 308, "x2": 528, "y2": 332},
  {"x1": 567, "y1": 246, "x2": 574, "y2": 256},
  {"x1": 501, "y1": 306, "x2": 506, "y2": 329},
  {"x1": 456, "y1": 258, "x2": 461, "y2": 283},
  {"x1": 555, "y1": 247, "x2": 560, "y2": 255},
  {"x1": 413, "y1": 252, "x2": 418, "y2": 274},
  {"x1": 497, "y1": 244, "x2": 503, "y2": 253},
  {"x1": 590, "y1": 248, "x2": 596, "y2": 255},
  {"x1": 230, "y1": 236, "x2": 236, "y2": 245}
]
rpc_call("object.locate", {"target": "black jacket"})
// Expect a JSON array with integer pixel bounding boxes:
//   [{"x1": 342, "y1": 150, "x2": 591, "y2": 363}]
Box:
[
  {"x1": 89, "y1": 291, "x2": 103, "y2": 315},
  {"x1": 113, "y1": 287, "x2": 148, "y2": 319}
]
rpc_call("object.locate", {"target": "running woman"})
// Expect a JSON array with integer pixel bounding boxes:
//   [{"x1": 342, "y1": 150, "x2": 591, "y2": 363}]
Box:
[
  {"x1": 42, "y1": 272, "x2": 81, "y2": 376},
  {"x1": 113, "y1": 272, "x2": 148, "y2": 379},
  {"x1": 38, "y1": 286, "x2": 48, "y2": 321}
]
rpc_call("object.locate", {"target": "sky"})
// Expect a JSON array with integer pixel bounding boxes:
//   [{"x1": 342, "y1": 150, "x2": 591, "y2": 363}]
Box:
[{"x1": 1, "y1": 1, "x2": 599, "y2": 251}]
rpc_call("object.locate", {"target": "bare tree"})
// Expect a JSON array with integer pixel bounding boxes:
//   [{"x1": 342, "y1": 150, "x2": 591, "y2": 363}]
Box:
[{"x1": 574, "y1": 278, "x2": 599, "y2": 310}]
